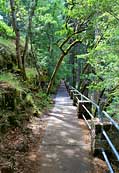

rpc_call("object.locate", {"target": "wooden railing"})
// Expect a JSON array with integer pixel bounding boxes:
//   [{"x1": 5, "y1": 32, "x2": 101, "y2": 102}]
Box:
[{"x1": 66, "y1": 83, "x2": 119, "y2": 173}]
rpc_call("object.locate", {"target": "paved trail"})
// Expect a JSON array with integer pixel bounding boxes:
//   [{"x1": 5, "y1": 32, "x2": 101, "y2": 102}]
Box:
[{"x1": 39, "y1": 82, "x2": 107, "y2": 173}]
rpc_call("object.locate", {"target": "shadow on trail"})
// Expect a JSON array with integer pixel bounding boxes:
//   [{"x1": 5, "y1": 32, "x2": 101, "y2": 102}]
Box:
[{"x1": 39, "y1": 81, "x2": 108, "y2": 173}]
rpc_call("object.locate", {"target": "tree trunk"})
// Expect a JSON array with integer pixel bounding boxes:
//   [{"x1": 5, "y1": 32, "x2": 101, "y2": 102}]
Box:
[
  {"x1": 94, "y1": 89, "x2": 105, "y2": 117},
  {"x1": 47, "y1": 53, "x2": 65, "y2": 94},
  {"x1": 30, "y1": 43, "x2": 41, "y2": 81},
  {"x1": 72, "y1": 55, "x2": 77, "y2": 87},
  {"x1": 22, "y1": 0, "x2": 38, "y2": 80},
  {"x1": 47, "y1": 40, "x2": 81, "y2": 94},
  {"x1": 69, "y1": 52, "x2": 76, "y2": 87},
  {"x1": 10, "y1": 0, "x2": 22, "y2": 70}
]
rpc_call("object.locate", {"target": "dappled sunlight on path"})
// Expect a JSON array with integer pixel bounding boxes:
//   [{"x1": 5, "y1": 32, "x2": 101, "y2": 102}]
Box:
[{"x1": 39, "y1": 81, "x2": 107, "y2": 173}]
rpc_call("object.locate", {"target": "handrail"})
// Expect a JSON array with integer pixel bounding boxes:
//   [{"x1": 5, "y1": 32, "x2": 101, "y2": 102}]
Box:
[
  {"x1": 101, "y1": 148, "x2": 114, "y2": 173},
  {"x1": 70, "y1": 86, "x2": 99, "y2": 108},
  {"x1": 102, "y1": 129, "x2": 119, "y2": 161},
  {"x1": 82, "y1": 104, "x2": 94, "y2": 119},
  {"x1": 69, "y1": 85, "x2": 119, "y2": 128},
  {"x1": 103, "y1": 111, "x2": 119, "y2": 131},
  {"x1": 70, "y1": 86, "x2": 102, "y2": 120},
  {"x1": 82, "y1": 114, "x2": 91, "y2": 130},
  {"x1": 66, "y1": 83, "x2": 119, "y2": 173}
]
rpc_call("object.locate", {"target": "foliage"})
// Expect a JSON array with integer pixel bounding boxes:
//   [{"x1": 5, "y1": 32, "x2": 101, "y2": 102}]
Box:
[
  {"x1": 0, "y1": 37, "x2": 16, "y2": 55},
  {"x1": 82, "y1": 3, "x2": 119, "y2": 119},
  {"x1": 0, "y1": 72, "x2": 22, "y2": 91},
  {"x1": 0, "y1": 20, "x2": 15, "y2": 38},
  {"x1": 0, "y1": 110, "x2": 30, "y2": 133},
  {"x1": 32, "y1": 0, "x2": 64, "y2": 79},
  {"x1": 26, "y1": 68, "x2": 37, "y2": 80},
  {"x1": 34, "y1": 91, "x2": 52, "y2": 111}
]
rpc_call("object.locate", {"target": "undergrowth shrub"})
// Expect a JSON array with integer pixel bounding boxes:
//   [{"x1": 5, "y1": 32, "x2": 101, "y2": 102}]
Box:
[
  {"x1": 0, "y1": 72, "x2": 52, "y2": 133},
  {"x1": 35, "y1": 91, "x2": 52, "y2": 110},
  {"x1": 0, "y1": 20, "x2": 15, "y2": 38},
  {"x1": 0, "y1": 72, "x2": 22, "y2": 91}
]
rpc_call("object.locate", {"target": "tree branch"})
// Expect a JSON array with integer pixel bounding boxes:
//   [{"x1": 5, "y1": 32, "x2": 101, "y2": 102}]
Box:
[
  {"x1": 65, "y1": 40, "x2": 81, "y2": 54},
  {"x1": 107, "y1": 10, "x2": 119, "y2": 21},
  {"x1": 59, "y1": 28, "x2": 85, "y2": 50}
]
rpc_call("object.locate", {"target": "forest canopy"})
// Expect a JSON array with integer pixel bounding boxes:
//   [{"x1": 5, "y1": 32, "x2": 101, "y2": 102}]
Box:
[{"x1": 0, "y1": 0, "x2": 119, "y2": 119}]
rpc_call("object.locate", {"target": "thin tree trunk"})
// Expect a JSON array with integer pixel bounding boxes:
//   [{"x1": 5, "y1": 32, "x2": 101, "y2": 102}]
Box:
[
  {"x1": 10, "y1": 0, "x2": 22, "y2": 70},
  {"x1": 30, "y1": 42, "x2": 41, "y2": 79},
  {"x1": 94, "y1": 89, "x2": 105, "y2": 117},
  {"x1": 22, "y1": 0, "x2": 38, "y2": 80},
  {"x1": 71, "y1": 53, "x2": 76, "y2": 87}
]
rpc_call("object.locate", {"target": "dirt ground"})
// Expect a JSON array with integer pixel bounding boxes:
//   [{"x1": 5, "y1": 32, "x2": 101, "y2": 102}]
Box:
[{"x1": 0, "y1": 115, "x2": 48, "y2": 173}]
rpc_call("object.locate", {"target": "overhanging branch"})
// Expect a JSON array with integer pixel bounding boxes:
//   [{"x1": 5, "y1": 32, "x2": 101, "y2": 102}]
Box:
[
  {"x1": 65, "y1": 40, "x2": 81, "y2": 54},
  {"x1": 59, "y1": 28, "x2": 85, "y2": 50}
]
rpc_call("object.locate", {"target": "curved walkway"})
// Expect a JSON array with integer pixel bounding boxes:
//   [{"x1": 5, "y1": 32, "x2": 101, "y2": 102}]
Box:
[{"x1": 39, "y1": 82, "x2": 107, "y2": 173}]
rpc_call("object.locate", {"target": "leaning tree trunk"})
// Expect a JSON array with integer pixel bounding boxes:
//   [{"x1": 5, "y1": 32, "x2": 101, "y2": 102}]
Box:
[
  {"x1": 10, "y1": 0, "x2": 22, "y2": 70},
  {"x1": 47, "y1": 53, "x2": 65, "y2": 94},
  {"x1": 47, "y1": 40, "x2": 81, "y2": 94}
]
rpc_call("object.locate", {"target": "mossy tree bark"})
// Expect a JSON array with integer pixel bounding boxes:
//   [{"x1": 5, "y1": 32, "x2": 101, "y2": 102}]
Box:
[{"x1": 10, "y1": 0, "x2": 22, "y2": 70}]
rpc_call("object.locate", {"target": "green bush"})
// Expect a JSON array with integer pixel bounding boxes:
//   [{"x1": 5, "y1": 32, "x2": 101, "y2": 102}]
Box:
[
  {"x1": 0, "y1": 20, "x2": 15, "y2": 38},
  {"x1": 0, "y1": 72, "x2": 22, "y2": 91},
  {"x1": 26, "y1": 68, "x2": 37, "y2": 79},
  {"x1": 34, "y1": 91, "x2": 52, "y2": 111}
]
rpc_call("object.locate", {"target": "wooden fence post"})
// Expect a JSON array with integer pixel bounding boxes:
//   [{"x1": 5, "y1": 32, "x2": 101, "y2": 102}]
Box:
[{"x1": 77, "y1": 101, "x2": 92, "y2": 119}]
